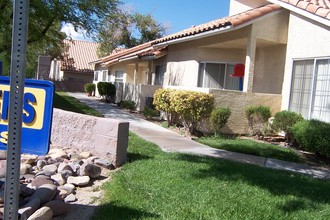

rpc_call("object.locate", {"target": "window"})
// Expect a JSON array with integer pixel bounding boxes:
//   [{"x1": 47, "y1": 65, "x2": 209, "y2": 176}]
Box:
[
  {"x1": 155, "y1": 65, "x2": 165, "y2": 85},
  {"x1": 115, "y1": 70, "x2": 124, "y2": 83},
  {"x1": 289, "y1": 58, "x2": 330, "y2": 122},
  {"x1": 102, "y1": 70, "x2": 108, "y2": 81},
  {"x1": 198, "y1": 62, "x2": 242, "y2": 91},
  {"x1": 94, "y1": 71, "x2": 99, "y2": 81}
]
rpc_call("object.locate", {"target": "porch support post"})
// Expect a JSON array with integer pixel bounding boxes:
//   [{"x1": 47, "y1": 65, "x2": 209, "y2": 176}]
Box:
[
  {"x1": 147, "y1": 61, "x2": 153, "y2": 85},
  {"x1": 243, "y1": 27, "x2": 256, "y2": 93},
  {"x1": 133, "y1": 63, "x2": 138, "y2": 85}
]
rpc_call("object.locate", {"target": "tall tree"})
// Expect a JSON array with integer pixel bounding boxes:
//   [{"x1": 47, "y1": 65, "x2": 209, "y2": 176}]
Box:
[
  {"x1": 97, "y1": 10, "x2": 167, "y2": 57},
  {"x1": 0, "y1": 0, "x2": 121, "y2": 77}
]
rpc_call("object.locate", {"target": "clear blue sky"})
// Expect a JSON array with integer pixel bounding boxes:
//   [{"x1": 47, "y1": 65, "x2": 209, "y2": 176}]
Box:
[{"x1": 123, "y1": 0, "x2": 230, "y2": 34}]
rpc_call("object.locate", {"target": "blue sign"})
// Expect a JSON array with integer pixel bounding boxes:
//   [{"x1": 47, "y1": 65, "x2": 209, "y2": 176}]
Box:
[{"x1": 0, "y1": 76, "x2": 54, "y2": 155}]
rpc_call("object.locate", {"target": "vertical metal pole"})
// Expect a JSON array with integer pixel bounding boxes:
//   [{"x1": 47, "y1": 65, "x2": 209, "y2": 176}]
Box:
[{"x1": 4, "y1": 1, "x2": 29, "y2": 219}]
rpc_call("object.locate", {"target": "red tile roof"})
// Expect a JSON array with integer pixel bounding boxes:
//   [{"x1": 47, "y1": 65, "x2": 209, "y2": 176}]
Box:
[
  {"x1": 153, "y1": 4, "x2": 281, "y2": 45},
  {"x1": 277, "y1": 0, "x2": 330, "y2": 19},
  {"x1": 61, "y1": 39, "x2": 99, "y2": 73}
]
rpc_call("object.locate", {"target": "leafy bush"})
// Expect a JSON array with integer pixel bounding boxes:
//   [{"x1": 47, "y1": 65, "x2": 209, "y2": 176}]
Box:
[
  {"x1": 143, "y1": 107, "x2": 160, "y2": 120},
  {"x1": 171, "y1": 90, "x2": 214, "y2": 135},
  {"x1": 245, "y1": 105, "x2": 271, "y2": 136},
  {"x1": 153, "y1": 89, "x2": 176, "y2": 126},
  {"x1": 292, "y1": 119, "x2": 330, "y2": 158},
  {"x1": 210, "y1": 107, "x2": 231, "y2": 135},
  {"x1": 118, "y1": 100, "x2": 136, "y2": 111},
  {"x1": 84, "y1": 83, "x2": 95, "y2": 96},
  {"x1": 97, "y1": 82, "x2": 116, "y2": 102},
  {"x1": 272, "y1": 110, "x2": 304, "y2": 142}
]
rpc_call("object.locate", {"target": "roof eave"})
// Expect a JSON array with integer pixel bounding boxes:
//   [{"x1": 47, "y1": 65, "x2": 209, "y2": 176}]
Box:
[
  {"x1": 153, "y1": 10, "x2": 284, "y2": 47},
  {"x1": 267, "y1": 0, "x2": 330, "y2": 27}
]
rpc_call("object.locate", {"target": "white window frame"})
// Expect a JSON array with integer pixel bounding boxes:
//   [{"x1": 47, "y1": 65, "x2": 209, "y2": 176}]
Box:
[
  {"x1": 198, "y1": 62, "x2": 242, "y2": 91},
  {"x1": 289, "y1": 57, "x2": 330, "y2": 122},
  {"x1": 115, "y1": 70, "x2": 124, "y2": 83}
]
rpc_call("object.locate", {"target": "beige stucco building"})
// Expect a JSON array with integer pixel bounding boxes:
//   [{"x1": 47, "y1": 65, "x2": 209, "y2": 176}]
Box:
[{"x1": 93, "y1": 0, "x2": 330, "y2": 134}]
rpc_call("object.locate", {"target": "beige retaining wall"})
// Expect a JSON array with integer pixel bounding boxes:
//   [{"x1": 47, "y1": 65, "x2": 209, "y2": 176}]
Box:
[
  {"x1": 208, "y1": 90, "x2": 282, "y2": 134},
  {"x1": 51, "y1": 108, "x2": 129, "y2": 167}
]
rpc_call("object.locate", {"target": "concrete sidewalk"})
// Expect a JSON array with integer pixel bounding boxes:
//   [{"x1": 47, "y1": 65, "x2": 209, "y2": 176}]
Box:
[{"x1": 67, "y1": 92, "x2": 330, "y2": 179}]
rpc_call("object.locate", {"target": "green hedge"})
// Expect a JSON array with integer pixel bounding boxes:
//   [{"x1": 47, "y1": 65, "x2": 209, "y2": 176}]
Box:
[
  {"x1": 272, "y1": 110, "x2": 304, "y2": 138},
  {"x1": 245, "y1": 105, "x2": 271, "y2": 136},
  {"x1": 153, "y1": 88, "x2": 176, "y2": 126},
  {"x1": 97, "y1": 82, "x2": 116, "y2": 102},
  {"x1": 117, "y1": 100, "x2": 136, "y2": 111},
  {"x1": 153, "y1": 88, "x2": 214, "y2": 135},
  {"x1": 84, "y1": 83, "x2": 95, "y2": 96},
  {"x1": 171, "y1": 90, "x2": 214, "y2": 135},
  {"x1": 292, "y1": 119, "x2": 330, "y2": 158},
  {"x1": 210, "y1": 107, "x2": 231, "y2": 135}
]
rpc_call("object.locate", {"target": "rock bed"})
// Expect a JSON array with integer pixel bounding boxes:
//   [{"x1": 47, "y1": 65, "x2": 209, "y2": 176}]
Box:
[{"x1": 0, "y1": 148, "x2": 115, "y2": 219}]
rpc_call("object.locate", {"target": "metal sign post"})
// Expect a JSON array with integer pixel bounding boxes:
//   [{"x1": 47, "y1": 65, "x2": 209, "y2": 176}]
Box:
[{"x1": 4, "y1": 0, "x2": 30, "y2": 219}]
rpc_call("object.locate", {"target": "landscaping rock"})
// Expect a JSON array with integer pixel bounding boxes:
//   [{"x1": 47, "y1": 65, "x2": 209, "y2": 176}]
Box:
[
  {"x1": 64, "y1": 194, "x2": 77, "y2": 203},
  {"x1": 79, "y1": 163, "x2": 101, "y2": 179},
  {"x1": 67, "y1": 176, "x2": 90, "y2": 186},
  {"x1": 42, "y1": 164, "x2": 58, "y2": 175},
  {"x1": 21, "y1": 154, "x2": 38, "y2": 164},
  {"x1": 0, "y1": 160, "x2": 6, "y2": 178},
  {"x1": 36, "y1": 160, "x2": 47, "y2": 170},
  {"x1": 94, "y1": 158, "x2": 115, "y2": 169},
  {"x1": 79, "y1": 151, "x2": 92, "y2": 159},
  {"x1": 51, "y1": 173, "x2": 66, "y2": 186},
  {"x1": 27, "y1": 206, "x2": 53, "y2": 220},
  {"x1": 30, "y1": 175, "x2": 54, "y2": 188},
  {"x1": 47, "y1": 149, "x2": 68, "y2": 159},
  {"x1": 20, "y1": 164, "x2": 32, "y2": 175},
  {"x1": 0, "y1": 147, "x2": 113, "y2": 218}
]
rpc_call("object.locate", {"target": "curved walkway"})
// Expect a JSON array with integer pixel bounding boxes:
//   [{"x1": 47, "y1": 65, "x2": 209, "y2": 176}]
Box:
[{"x1": 67, "y1": 92, "x2": 330, "y2": 179}]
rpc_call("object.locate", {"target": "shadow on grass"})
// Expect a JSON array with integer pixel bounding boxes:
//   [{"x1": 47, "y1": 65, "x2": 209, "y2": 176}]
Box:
[
  {"x1": 176, "y1": 153, "x2": 330, "y2": 207},
  {"x1": 221, "y1": 142, "x2": 303, "y2": 163},
  {"x1": 92, "y1": 203, "x2": 160, "y2": 220},
  {"x1": 127, "y1": 152, "x2": 153, "y2": 162}
]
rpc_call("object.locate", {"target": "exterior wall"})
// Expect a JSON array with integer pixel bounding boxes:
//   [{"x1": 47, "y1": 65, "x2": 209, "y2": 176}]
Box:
[
  {"x1": 52, "y1": 108, "x2": 129, "y2": 167},
  {"x1": 209, "y1": 89, "x2": 282, "y2": 134},
  {"x1": 229, "y1": 0, "x2": 268, "y2": 15},
  {"x1": 121, "y1": 84, "x2": 162, "y2": 111},
  {"x1": 281, "y1": 13, "x2": 330, "y2": 110},
  {"x1": 253, "y1": 45, "x2": 286, "y2": 94}
]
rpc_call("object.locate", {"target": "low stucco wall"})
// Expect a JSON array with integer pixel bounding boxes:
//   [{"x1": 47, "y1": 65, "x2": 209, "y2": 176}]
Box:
[
  {"x1": 209, "y1": 90, "x2": 282, "y2": 134},
  {"x1": 51, "y1": 108, "x2": 129, "y2": 167}
]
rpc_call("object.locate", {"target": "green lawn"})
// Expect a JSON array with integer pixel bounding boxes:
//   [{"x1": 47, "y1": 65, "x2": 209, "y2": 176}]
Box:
[
  {"x1": 92, "y1": 132, "x2": 330, "y2": 220},
  {"x1": 53, "y1": 92, "x2": 103, "y2": 117},
  {"x1": 197, "y1": 136, "x2": 305, "y2": 163}
]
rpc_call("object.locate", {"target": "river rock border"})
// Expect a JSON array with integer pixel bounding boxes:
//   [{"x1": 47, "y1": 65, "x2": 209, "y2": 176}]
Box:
[{"x1": 0, "y1": 148, "x2": 115, "y2": 219}]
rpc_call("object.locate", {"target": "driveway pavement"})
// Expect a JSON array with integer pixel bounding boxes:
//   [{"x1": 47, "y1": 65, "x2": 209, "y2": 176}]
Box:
[{"x1": 67, "y1": 92, "x2": 330, "y2": 179}]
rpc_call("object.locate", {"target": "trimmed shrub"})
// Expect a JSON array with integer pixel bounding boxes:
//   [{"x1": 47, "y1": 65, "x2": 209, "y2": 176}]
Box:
[
  {"x1": 97, "y1": 82, "x2": 116, "y2": 102},
  {"x1": 171, "y1": 90, "x2": 214, "y2": 135},
  {"x1": 84, "y1": 83, "x2": 95, "y2": 96},
  {"x1": 153, "y1": 89, "x2": 176, "y2": 126},
  {"x1": 292, "y1": 119, "x2": 330, "y2": 158},
  {"x1": 210, "y1": 107, "x2": 231, "y2": 135},
  {"x1": 272, "y1": 110, "x2": 304, "y2": 142},
  {"x1": 245, "y1": 105, "x2": 271, "y2": 136},
  {"x1": 143, "y1": 107, "x2": 160, "y2": 120},
  {"x1": 118, "y1": 100, "x2": 136, "y2": 111}
]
